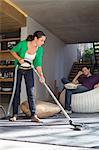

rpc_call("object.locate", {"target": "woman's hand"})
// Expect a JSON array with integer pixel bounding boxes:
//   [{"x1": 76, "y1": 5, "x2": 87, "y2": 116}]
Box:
[
  {"x1": 39, "y1": 75, "x2": 45, "y2": 83},
  {"x1": 10, "y1": 52, "x2": 24, "y2": 65},
  {"x1": 36, "y1": 67, "x2": 45, "y2": 83},
  {"x1": 18, "y1": 59, "x2": 24, "y2": 64}
]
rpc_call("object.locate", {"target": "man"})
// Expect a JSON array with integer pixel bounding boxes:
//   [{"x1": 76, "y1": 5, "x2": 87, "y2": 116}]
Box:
[{"x1": 61, "y1": 66, "x2": 99, "y2": 114}]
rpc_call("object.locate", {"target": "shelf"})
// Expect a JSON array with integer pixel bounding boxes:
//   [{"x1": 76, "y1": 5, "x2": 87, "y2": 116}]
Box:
[
  {"x1": 74, "y1": 62, "x2": 91, "y2": 65},
  {"x1": 0, "y1": 50, "x2": 15, "y2": 60},
  {"x1": 0, "y1": 78, "x2": 13, "y2": 82},
  {"x1": 0, "y1": 65, "x2": 15, "y2": 69},
  {"x1": 0, "y1": 50, "x2": 10, "y2": 53},
  {"x1": 0, "y1": 36, "x2": 18, "y2": 97},
  {"x1": 0, "y1": 37, "x2": 20, "y2": 42},
  {"x1": 0, "y1": 35, "x2": 19, "y2": 98},
  {"x1": 0, "y1": 91, "x2": 12, "y2": 95}
]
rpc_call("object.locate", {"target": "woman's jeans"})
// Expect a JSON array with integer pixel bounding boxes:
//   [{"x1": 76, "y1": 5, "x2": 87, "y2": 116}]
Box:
[
  {"x1": 13, "y1": 68, "x2": 36, "y2": 117},
  {"x1": 65, "y1": 85, "x2": 89, "y2": 111}
]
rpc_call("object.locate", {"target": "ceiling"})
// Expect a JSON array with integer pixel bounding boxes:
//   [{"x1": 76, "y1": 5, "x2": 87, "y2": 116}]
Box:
[
  {"x1": 2, "y1": 0, "x2": 99, "y2": 43},
  {"x1": 0, "y1": 0, "x2": 26, "y2": 34},
  {"x1": 0, "y1": 11, "x2": 21, "y2": 33}
]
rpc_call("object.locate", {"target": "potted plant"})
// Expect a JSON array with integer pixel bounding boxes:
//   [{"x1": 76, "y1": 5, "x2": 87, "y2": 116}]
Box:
[{"x1": 82, "y1": 48, "x2": 94, "y2": 63}]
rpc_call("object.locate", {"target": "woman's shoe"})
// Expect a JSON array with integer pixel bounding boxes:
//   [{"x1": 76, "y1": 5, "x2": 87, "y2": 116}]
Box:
[
  {"x1": 9, "y1": 116, "x2": 17, "y2": 121},
  {"x1": 31, "y1": 115, "x2": 41, "y2": 123}
]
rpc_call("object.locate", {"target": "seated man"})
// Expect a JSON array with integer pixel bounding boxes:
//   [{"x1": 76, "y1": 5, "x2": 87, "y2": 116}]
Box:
[{"x1": 61, "y1": 66, "x2": 99, "y2": 114}]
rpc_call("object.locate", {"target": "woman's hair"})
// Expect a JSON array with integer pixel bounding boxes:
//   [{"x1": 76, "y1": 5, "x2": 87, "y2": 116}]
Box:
[{"x1": 26, "y1": 31, "x2": 46, "y2": 41}]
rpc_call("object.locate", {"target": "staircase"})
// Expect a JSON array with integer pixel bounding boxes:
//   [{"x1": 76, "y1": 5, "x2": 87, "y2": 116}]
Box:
[{"x1": 93, "y1": 42, "x2": 99, "y2": 71}]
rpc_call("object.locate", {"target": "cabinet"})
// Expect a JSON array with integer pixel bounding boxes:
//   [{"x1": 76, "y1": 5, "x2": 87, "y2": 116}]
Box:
[{"x1": 0, "y1": 38, "x2": 20, "y2": 95}]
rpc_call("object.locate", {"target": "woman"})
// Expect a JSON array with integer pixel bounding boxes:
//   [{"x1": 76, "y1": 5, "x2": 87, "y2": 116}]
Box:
[{"x1": 9, "y1": 31, "x2": 46, "y2": 122}]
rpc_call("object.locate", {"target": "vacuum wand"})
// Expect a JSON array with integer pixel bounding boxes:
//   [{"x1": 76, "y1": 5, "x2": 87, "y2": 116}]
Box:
[{"x1": 33, "y1": 67, "x2": 85, "y2": 131}]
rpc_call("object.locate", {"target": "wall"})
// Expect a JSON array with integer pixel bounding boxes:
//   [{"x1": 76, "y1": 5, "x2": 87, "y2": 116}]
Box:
[
  {"x1": 21, "y1": 26, "x2": 27, "y2": 40},
  {"x1": 63, "y1": 44, "x2": 78, "y2": 78}
]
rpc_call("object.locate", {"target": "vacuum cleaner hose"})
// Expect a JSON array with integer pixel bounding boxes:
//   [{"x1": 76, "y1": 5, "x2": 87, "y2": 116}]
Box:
[{"x1": 6, "y1": 65, "x2": 19, "y2": 116}]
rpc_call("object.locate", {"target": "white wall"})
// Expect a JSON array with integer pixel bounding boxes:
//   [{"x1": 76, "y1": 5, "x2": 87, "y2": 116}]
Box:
[
  {"x1": 63, "y1": 44, "x2": 78, "y2": 78},
  {"x1": 26, "y1": 17, "x2": 65, "y2": 101},
  {"x1": 21, "y1": 26, "x2": 27, "y2": 40}
]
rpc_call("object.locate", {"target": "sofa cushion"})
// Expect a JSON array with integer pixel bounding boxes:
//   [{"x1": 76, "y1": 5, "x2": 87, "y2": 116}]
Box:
[{"x1": 20, "y1": 100, "x2": 61, "y2": 118}]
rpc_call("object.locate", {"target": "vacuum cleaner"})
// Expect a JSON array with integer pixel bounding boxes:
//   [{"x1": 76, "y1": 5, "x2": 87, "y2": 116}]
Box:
[
  {"x1": 32, "y1": 66, "x2": 86, "y2": 131},
  {"x1": 7, "y1": 60, "x2": 86, "y2": 131}
]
